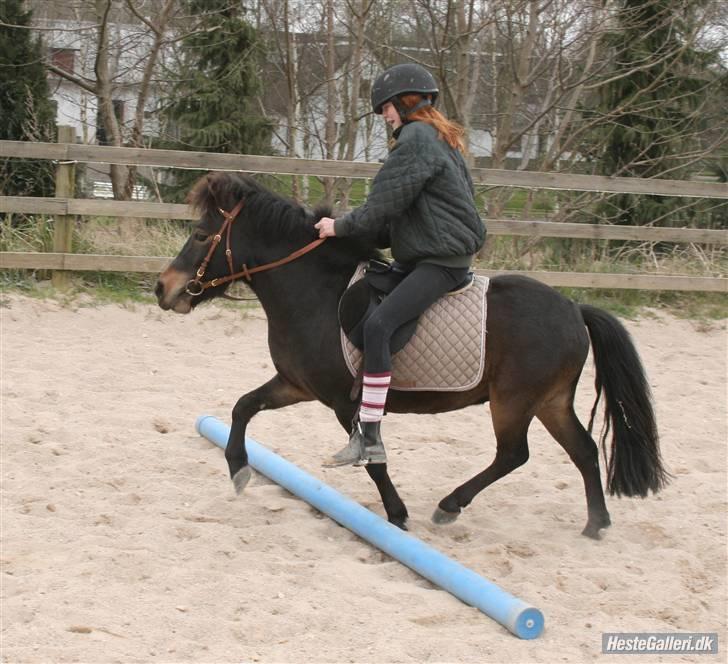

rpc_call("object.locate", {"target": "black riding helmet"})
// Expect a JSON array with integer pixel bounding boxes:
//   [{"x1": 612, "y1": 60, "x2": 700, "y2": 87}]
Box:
[{"x1": 370, "y1": 63, "x2": 439, "y2": 117}]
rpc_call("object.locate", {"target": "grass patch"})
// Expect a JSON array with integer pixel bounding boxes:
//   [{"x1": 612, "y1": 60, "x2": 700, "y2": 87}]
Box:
[
  {"x1": 0, "y1": 270, "x2": 156, "y2": 305},
  {"x1": 556, "y1": 287, "x2": 728, "y2": 320},
  {"x1": 261, "y1": 174, "x2": 371, "y2": 209},
  {"x1": 1, "y1": 209, "x2": 725, "y2": 320},
  {"x1": 487, "y1": 188, "x2": 557, "y2": 216}
]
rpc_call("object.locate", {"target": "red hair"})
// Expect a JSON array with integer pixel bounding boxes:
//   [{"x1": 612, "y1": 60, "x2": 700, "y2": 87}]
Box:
[{"x1": 399, "y1": 93, "x2": 466, "y2": 153}]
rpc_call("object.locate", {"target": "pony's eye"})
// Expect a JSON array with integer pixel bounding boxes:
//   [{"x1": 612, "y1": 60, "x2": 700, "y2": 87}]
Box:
[{"x1": 194, "y1": 231, "x2": 209, "y2": 242}]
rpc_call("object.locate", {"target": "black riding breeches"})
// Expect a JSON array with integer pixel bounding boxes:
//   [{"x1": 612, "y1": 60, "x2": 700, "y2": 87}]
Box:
[{"x1": 362, "y1": 262, "x2": 470, "y2": 374}]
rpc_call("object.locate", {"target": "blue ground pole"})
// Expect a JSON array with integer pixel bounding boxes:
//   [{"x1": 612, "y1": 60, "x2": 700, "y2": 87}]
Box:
[{"x1": 195, "y1": 415, "x2": 544, "y2": 639}]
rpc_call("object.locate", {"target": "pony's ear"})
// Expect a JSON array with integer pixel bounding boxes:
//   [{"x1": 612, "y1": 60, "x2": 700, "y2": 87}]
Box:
[
  {"x1": 186, "y1": 172, "x2": 217, "y2": 208},
  {"x1": 313, "y1": 203, "x2": 333, "y2": 221},
  {"x1": 205, "y1": 172, "x2": 220, "y2": 196}
]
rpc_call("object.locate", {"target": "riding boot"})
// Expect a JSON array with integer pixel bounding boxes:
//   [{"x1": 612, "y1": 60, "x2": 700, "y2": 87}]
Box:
[{"x1": 324, "y1": 420, "x2": 387, "y2": 467}]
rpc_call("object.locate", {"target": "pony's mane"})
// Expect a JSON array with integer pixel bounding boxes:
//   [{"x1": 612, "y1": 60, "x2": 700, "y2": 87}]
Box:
[
  {"x1": 188, "y1": 172, "x2": 310, "y2": 243},
  {"x1": 188, "y1": 172, "x2": 378, "y2": 265}
]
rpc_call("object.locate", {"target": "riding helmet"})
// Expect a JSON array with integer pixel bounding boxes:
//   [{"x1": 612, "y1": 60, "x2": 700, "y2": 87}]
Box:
[{"x1": 370, "y1": 63, "x2": 439, "y2": 115}]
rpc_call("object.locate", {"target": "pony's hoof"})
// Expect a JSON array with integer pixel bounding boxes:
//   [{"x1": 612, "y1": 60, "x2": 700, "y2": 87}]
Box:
[
  {"x1": 582, "y1": 513, "x2": 611, "y2": 539},
  {"x1": 232, "y1": 466, "x2": 252, "y2": 494},
  {"x1": 581, "y1": 525, "x2": 602, "y2": 540},
  {"x1": 390, "y1": 517, "x2": 408, "y2": 531},
  {"x1": 432, "y1": 507, "x2": 460, "y2": 525}
]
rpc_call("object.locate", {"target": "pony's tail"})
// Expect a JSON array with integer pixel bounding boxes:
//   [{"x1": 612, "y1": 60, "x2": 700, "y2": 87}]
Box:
[{"x1": 580, "y1": 305, "x2": 670, "y2": 497}]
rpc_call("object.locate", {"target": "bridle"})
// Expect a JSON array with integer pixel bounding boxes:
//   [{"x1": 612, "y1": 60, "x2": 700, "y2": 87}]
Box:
[{"x1": 185, "y1": 198, "x2": 326, "y2": 297}]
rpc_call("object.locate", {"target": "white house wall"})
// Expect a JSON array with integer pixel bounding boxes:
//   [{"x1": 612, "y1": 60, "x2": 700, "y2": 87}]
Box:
[
  {"x1": 37, "y1": 18, "x2": 161, "y2": 144},
  {"x1": 34, "y1": 17, "x2": 530, "y2": 178}
]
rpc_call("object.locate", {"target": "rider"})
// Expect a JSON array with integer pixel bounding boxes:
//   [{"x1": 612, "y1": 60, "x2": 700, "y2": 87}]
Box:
[{"x1": 315, "y1": 63, "x2": 486, "y2": 467}]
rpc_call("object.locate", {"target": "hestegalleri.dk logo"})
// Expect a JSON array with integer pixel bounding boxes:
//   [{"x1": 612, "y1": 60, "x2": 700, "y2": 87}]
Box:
[{"x1": 602, "y1": 633, "x2": 718, "y2": 655}]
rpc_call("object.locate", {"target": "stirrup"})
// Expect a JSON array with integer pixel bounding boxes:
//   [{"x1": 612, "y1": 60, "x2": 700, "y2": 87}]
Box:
[{"x1": 323, "y1": 422, "x2": 386, "y2": 467}]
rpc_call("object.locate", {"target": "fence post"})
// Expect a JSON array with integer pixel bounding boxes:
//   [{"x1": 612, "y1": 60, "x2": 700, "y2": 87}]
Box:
[{"x1": 51, "y1": 125, "x2": 76, "y2": 289}]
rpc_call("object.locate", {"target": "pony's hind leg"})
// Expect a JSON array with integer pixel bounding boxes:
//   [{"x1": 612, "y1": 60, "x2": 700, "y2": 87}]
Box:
[
  {"x1": 433, "y1": 399, "x2": 531, "y2": 525},
  {"x1": 537, "y1": 402, "x2": 611, "y2": 539}
]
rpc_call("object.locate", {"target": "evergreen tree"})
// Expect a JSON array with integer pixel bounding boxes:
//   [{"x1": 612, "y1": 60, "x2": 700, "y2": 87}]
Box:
[
  {"x1": 587, "y1": 0, "x2": 723, "y2": 228},
  {"x1": 155, "y1": 0, "x2": 272, "y2": 200},
  {"x1": 0, "y1": 0, "x2": 56, "y2": 197}
]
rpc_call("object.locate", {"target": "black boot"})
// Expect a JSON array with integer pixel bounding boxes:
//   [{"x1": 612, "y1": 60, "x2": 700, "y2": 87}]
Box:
[{"x1": 324, "y1": 420, "x2": 387, "y2": 467}]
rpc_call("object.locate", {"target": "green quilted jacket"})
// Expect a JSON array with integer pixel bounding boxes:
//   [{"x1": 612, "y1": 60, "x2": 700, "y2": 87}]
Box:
[{"x1": 334, "y1": 121, "x2": 486, "y2": 266}]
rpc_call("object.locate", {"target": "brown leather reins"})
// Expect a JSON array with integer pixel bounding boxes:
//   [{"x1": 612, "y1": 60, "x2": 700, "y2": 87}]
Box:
[{"x1": 185, "y1": 199, "x2": 326, "y2": 297}]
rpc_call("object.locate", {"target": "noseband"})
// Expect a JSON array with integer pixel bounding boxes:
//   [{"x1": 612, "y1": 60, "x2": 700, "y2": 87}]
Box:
[{"x1": 185, "y1": 198, "x2": 326, "y2": 297}]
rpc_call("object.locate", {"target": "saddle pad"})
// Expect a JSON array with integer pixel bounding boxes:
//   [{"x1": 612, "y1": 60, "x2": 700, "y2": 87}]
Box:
[{"x1": 341, "y1": 263, "x2": 489, "y2": 392}]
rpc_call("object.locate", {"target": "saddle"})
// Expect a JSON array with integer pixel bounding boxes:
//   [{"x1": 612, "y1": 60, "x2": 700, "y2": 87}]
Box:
[
  {"x1": 339, "y1": 259, "x2": 475, "y2": 353},
  {"x1": 339, "y1": 260, "x2": 486, "y2": 398},
  {"x1": 340, "y1": 260, "x2": 412, "y2": 354}
]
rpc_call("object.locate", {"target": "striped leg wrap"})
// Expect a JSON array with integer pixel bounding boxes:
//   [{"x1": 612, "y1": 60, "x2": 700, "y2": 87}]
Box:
[{"x1": 359, "y1": 372, "x2": 392, "y2": 422}]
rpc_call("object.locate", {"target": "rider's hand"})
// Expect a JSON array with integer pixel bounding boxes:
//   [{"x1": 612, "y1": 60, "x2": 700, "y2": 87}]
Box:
[{"x1": 315, "y1": 217, "x2": 337, "y2": 238}]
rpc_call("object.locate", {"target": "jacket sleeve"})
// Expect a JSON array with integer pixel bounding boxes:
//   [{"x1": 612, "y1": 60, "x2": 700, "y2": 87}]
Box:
[{"x1": 334, "y1": 125, "x2": 435, "y2": 240}]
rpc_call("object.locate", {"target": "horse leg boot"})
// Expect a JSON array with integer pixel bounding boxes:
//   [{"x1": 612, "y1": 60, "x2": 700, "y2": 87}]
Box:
[{"x1": 324, "y1": 420, "x2": 387, "y2": 467}]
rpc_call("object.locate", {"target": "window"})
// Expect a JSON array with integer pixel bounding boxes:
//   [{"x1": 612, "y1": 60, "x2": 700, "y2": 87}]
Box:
[{"x1": 50, "y1": 48, "x2": 75, "y2": 74}]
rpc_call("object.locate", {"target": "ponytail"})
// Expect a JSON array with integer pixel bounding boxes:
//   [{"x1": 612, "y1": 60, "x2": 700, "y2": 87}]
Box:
[{"x1": 399, "y1": 94, "x2": 467, "y2": 153}]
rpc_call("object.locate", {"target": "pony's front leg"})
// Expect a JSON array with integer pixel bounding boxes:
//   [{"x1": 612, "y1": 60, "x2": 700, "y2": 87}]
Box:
[
  {"x1": 332, "y1": 405, "x2": 409, "y2": 530},
  {"x1": 226, "y1": 374, "x2": 312, "y2": 493}
]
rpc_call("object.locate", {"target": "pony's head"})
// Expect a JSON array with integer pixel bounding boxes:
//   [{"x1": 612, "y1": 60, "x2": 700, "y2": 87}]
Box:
[{"x1": 155, "y1": 172, "x2": 377, "y2": 313}]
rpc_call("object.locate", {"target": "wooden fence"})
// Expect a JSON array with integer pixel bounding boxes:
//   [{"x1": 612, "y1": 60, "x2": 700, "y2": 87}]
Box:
[{"x1": 1, "y1": 133, "x2": 727, "y2": 293}]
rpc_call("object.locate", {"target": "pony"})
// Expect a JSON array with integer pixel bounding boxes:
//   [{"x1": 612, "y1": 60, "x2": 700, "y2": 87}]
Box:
[{"x1": 155, "y1": 171, "x2": 668, "y2": 538}]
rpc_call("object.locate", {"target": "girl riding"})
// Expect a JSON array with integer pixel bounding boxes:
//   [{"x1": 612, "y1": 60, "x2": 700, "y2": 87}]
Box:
[{"x1": 315, "y1": 63, "x2": 486, "y2": 467}]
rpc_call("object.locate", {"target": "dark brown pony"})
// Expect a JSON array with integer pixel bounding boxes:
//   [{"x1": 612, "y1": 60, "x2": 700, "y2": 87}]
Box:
[{"x1": 155, "y1": 172, "x2": 668, "y2": 539}]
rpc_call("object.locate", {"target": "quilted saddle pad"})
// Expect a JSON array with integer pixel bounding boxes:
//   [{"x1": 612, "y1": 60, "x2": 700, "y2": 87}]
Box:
[{"x1": 340, "y1": 263, "x2": 489, "y2": 392}]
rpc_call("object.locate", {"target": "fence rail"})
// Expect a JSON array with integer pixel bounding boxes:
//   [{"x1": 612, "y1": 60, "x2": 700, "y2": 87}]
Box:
[
  {"x1": 2, "y1": 196, "x2": 727, "y2": 244},
  {"x1": 0, "y1": 252, "x2": 723, "y2": 292},
  {"x1": 2, "y1": 139, "x2": 727, "y2": 198},
  {"x1": 2, "y1": 137, "x2": 726, "y2": 293}
]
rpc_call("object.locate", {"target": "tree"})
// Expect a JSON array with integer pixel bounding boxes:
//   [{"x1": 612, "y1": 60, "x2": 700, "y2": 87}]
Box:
[
  {"x1": 156, "y1": 0, "x2": 272, "y2": 201},
  {"x1": 257, "y1": 0, "x2": 304, "y2": 200},
  {"x1": 255, "y1": 0, "x2": 378, "y2": 206},
  {"x1": 39, "y1": 0, "x2": 177, "y2": 201},
  {"x1": 0, "y1": 0, "x2": 56, "y2": 197},
  {"x1": 584, "y1": 0, "x2": 727, "y2": 228}
]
